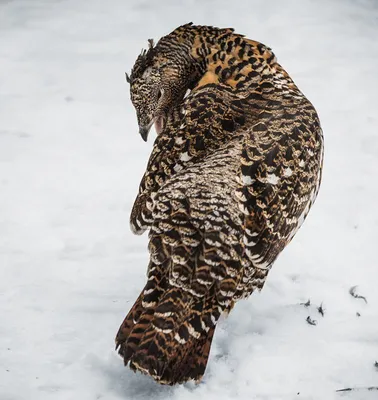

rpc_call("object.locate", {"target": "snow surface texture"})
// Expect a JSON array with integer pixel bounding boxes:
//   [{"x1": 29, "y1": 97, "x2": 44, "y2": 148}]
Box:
[{"x1": 1, "y1": 0, "x2": 378, "y2": 399}]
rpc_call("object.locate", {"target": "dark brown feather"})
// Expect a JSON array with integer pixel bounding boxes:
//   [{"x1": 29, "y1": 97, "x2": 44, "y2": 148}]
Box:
[{"x1": 117, "y1": 23, "x2": 323, "y2": 385}]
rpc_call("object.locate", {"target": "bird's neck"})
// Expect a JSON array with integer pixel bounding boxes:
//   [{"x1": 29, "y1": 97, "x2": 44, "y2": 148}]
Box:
[
  {"x1": 156, "y1": 24, "x2": 299, "y2": 96},
  {"x1": 182, "y1": 27, "x2": 299, "y2": 95}
]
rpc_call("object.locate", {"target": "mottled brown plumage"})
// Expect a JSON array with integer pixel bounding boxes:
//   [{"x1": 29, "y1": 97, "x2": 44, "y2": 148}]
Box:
[{"x1": 116, "y1": 23, "x2": 324, "y2": 385}]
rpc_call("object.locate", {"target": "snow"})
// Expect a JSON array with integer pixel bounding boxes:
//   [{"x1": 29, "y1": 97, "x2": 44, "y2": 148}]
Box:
[{"x1": 1, "y1": 0, "x2": 378, "y2": 399}]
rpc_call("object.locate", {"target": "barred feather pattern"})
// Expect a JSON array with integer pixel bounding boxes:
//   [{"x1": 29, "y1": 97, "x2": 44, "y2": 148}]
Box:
[{"x1": 116, "y1": 23, "x2": 324, "y2": 385}]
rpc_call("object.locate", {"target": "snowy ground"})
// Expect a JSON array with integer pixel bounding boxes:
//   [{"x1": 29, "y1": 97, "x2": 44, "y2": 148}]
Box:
[{"x1": 1, "y1": 0, "x2": 378, "y2": 399}]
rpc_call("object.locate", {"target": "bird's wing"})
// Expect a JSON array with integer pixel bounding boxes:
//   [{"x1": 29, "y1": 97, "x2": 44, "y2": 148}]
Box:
[{"x1": 235, "y1": 95, "x2": 324, "y2": 295}]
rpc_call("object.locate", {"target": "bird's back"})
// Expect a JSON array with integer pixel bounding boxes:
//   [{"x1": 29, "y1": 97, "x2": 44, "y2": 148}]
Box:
[{"x1": 116, "y1": 23, "x2": 323, "y2": 385}]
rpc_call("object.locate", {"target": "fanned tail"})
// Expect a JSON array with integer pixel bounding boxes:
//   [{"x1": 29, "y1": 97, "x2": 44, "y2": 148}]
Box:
[{"x1": 115, "y1": 283, "x2": 220, "y2": 385}]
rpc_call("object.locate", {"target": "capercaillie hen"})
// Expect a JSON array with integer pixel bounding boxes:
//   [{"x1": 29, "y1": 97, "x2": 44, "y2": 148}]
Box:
[{"x1": 116, "y1": 23, "x2": 324, "y2": 385}]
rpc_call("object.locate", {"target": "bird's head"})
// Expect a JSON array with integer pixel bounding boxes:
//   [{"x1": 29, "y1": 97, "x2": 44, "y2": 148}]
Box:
[{"x1": 126, "y1": 35, "x2": 199, "y2": 141}]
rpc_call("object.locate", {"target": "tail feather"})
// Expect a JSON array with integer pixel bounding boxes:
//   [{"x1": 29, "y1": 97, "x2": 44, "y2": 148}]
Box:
[
  {"x1": 126, "y1": 287, "x2": 190, "y2": 378},
  {"x1": 163, "y1": 295, "x2": 220, "y2": 383},
  {"x1": 161, "y1": 324, "x2": 216, "y2": 384},
  {"x1": 116, "y1": 284, "x2": 221, "y2": 385},
  {"x1": 115, "y1": 291, "x2": 144, "y2": 353}
]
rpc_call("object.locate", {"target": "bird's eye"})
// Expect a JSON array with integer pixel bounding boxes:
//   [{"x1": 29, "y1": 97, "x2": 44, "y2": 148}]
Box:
[{"x1": 157, "y1": 89, "x2": 163, "y2": 101}]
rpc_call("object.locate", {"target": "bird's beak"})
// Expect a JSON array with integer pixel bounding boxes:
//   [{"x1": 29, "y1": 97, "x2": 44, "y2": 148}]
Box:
[
  {"x1": 138, "y1": 119, "x2": 154, "y2": 142},
  {"x1": 138, "y1": 116, "x2": 165, "y2": 142},
  {"x1": 139, "y1": 126, "x2": 149, "y2": 142}
]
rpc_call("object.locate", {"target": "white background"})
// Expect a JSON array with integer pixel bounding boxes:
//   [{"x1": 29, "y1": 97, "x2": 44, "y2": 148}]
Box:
[{"x1": 1, "y1": 0, "x2": 377, "y2": 399}]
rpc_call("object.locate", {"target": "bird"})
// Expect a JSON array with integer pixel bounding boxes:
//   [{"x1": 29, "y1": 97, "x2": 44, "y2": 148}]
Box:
[{"x1": 116, "y1": 23, "x2": 324, "y2": 385}]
